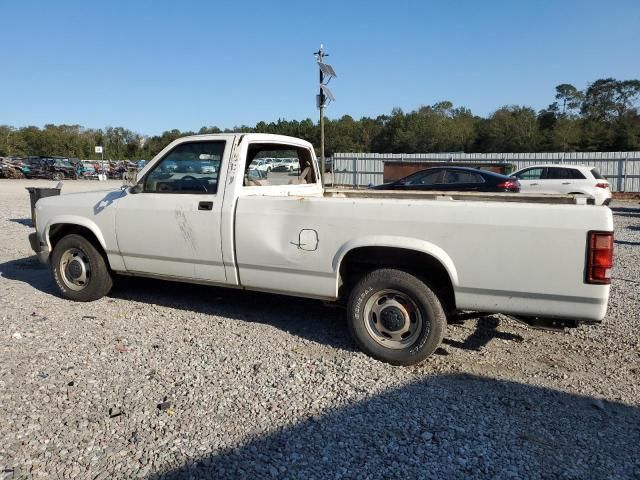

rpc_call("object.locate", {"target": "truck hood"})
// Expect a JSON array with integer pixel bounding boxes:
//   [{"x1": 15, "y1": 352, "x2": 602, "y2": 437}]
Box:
[{"x1": 35, "y1": 188, "x2": 125, "y2": 233}]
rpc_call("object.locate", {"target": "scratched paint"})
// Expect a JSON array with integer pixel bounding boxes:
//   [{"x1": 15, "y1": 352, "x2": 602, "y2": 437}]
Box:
[{"x1": 174, "y1": 207, "x2": 196, "y2": 251}]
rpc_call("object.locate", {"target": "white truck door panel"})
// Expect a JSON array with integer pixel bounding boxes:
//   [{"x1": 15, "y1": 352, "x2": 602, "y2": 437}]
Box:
[
  {"x1": 114, "y1": 138, "x2": 229, "y2": 282},
  {"x1": 115, "y1": 192, "x2": 226, "y2": 281}
]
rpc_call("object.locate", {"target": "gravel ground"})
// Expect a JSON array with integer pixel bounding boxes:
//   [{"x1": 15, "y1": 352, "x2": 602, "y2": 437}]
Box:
[{"x1": 1, "y1": 179, "x2": 639, "y2": 480}]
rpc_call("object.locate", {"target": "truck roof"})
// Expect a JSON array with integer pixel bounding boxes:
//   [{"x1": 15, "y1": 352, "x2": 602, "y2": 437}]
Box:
[{"x1": 178, "y1": 133, "x2": 313, "y2": 147}]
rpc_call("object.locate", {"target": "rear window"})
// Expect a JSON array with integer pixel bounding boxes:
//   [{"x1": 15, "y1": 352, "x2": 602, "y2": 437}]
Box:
[{"x1": 591, "y1": 168, "x2": 606, "y2": 180}]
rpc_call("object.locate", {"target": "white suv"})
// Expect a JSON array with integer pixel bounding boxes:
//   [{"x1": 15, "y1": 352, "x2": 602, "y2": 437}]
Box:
[{"x1": 512, "y1": 165, "x2": 612, "y2": 205}]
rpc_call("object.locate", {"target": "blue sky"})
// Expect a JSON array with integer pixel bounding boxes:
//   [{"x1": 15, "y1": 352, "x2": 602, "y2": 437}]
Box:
[{"x1": 1, "y1": 0, "x2": 638, "y2": 135}]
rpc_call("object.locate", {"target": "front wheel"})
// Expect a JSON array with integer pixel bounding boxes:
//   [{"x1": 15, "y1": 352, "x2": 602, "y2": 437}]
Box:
[
  {"x1": 347, "y1": 269, "x2": 446, "y2": 365},
  {"x1": 51, "y1": 234, "x2": 113, "y2": 301}
]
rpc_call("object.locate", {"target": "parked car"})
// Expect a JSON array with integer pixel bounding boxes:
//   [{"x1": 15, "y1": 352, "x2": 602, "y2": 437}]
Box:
[
  {"x1": 371, "y1": 167, "x2": 520, "y2": 192},
  {"x1": 29, "y1": 133, "x2": 613, "y2": 366},
  {"x1": 511, "y1": 165, "x2": 612, "y2": 205},
  {"x1": 198, "y1": 161, "x2": 215, "y2": 174},
  {"x1": 0, "y1": 158, "x2": 27, "y2": 178},
  {"x1": 271, "y1": 158, "x2": 300, "y2": 172},
  {"x1": 77, "y1": 161, "x2": 98, "y2": 179},
  {"x1": 25, "y1": 157, "x2": 78, "y2": 180},
  {"x1": 248, "y1": 159, "x2": 273, "y2": 173}
]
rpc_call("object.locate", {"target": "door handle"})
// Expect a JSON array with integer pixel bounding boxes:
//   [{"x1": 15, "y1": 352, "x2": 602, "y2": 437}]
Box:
[
  {"x1": 530, "y1": 183, "x2": 539, "y2": 186},
  {"x1": 198, "y1": 201, "x2": 213, "y2": 211},
  {"x1": 561, "y1": 182, "x2": 571, "y2": 185}
]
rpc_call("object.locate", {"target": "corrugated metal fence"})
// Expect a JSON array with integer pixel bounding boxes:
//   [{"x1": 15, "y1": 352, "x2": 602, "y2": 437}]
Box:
[{"x1": 332, "y1": 152, "x2": 640, "y2": 192}]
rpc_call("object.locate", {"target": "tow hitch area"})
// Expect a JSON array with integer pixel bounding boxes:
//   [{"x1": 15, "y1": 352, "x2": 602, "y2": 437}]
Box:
[{"x1": 509, "y1": 316, "x2": 581, "y2": 331}]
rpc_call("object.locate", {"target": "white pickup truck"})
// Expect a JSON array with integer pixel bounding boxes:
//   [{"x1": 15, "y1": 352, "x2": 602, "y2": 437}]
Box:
[{"x1": 28, "y1": 134, "x2": 614, "y2": 365}]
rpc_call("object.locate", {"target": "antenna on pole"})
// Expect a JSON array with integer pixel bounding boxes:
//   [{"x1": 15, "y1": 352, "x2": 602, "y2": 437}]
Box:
[{"x1": 314, "y1": 44, "x2": 336, "y2": 184}]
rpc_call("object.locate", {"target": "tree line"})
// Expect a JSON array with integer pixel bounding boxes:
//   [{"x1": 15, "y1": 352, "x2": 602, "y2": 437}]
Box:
[{"x1": 1, "y1": 78, "x2": 638, "y2": 160}]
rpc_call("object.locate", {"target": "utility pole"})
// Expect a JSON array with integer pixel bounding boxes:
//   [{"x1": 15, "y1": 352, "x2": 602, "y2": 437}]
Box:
[{"x1": 314, "y1": 44, "x2": 336, "y2": 184}]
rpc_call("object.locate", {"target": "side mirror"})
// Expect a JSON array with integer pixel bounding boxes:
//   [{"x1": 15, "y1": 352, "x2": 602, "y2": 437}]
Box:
[{"x1": 122, "y1": 167, "x2": 138, "y2": 188}]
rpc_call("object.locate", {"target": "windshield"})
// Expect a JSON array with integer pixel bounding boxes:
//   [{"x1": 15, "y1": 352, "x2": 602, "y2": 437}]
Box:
[
  {"x1": 54, "y1": 159, "x2": 73, "y2": 168},
  {"x1": 591, "y1": 168, "x2": 606, "y2": 180}
]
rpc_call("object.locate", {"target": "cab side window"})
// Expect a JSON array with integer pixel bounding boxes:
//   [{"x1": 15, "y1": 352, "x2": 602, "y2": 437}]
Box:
[
  {"x1": 244, "y1": 144, "x2": 316, "y2": 187},
  {"x1": 143, "y1": 141, "x2": 225, "y2": 194}
]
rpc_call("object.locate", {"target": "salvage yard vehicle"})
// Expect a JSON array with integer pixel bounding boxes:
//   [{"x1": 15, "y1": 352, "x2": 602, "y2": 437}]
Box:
[
  {"x1": 25, "y1": 156, "x2": 78, "y2": 180},
  {"x1": 371, "y1": 166, "x2": 521, "y2": 192},
  {"x1": 271, "y1": 158, "x2": 300, "y2": 172},
  {"x1": 28, "y1": 134, "x2": 614, "y2": 365},
  {"x1": 512, "y1": 165, "x2": 612, "y2": 205},
  {"x1": 248, "y1": 158, "x2": 273, "y2": 173}
]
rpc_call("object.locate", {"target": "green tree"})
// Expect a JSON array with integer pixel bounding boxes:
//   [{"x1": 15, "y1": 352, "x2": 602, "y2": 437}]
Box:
[
  {"x1": 477, "y1": 106, "x2": 541, "y2": 152},
  {"x1": 554, "y1": 84, "x2": 583, "y2": 116}
]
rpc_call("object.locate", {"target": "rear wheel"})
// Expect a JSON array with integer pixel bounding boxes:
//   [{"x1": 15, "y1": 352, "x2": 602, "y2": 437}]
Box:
[
  {"x1": 347, "y1": 268, "x2": 446, "y2": 365},
  {"x1": 51, "y1": 234, "x2": 113, "y2": 301}
]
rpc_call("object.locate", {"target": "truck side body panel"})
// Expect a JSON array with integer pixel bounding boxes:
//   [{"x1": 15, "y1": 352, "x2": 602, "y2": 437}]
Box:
[{"x1": 234, "y1": 194, "x2": 611, "y2": 320}]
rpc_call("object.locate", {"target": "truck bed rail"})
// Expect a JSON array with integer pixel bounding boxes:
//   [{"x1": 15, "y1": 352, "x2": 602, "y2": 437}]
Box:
[{"x1": 325, "y1": 188, "x2": 592, "y2": 205}]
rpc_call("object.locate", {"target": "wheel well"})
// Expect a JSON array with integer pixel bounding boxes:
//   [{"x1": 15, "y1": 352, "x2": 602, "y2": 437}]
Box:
[
  {"x1": 49, "y1": 224, "x2": 110, "y2": 266},
  {"x1": 338, "y1": 246, "x2": 456, "y2": 313}
]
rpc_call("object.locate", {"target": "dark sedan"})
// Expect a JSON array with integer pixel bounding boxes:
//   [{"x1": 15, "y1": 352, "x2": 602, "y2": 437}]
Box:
[{"x1": 371, "y1": 167, "x2": 520, "y2": 192}]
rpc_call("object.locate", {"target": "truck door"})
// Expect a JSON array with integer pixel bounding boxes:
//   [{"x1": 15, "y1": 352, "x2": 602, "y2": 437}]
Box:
[{"x1": 115, "y1": 139, "x2": 228, "y2": 282}]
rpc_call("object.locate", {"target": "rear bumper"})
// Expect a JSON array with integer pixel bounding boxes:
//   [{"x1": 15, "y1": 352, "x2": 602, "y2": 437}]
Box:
[
  {"x1": 28, "y1": 232, "x2": 50, "y2": 264},
  {"x1": 593, "y1": 190, "x2": 612, "y2": 206}
]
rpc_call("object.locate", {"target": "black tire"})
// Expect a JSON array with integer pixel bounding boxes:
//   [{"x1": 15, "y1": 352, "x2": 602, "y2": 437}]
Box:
[
  {"x1": 51, "y1": 234, "x2": 113, "y2": 302},
  {"x1": 347, "y1": 268, "x2": 446, "y2": 365}
]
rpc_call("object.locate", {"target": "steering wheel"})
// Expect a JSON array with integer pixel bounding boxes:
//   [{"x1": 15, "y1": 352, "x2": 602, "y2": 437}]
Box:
[{"x1": 181, "y1": 175, "x2": 208, "y2": 192}]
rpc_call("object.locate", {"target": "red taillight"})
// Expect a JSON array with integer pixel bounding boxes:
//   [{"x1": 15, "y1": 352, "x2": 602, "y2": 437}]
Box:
[
  {"x1": 496, "y1": 180, "x2": 519, "y2": 191},
  {"x1": 595, "y1": 183, "x2": 609, "y2": 189},
  {"x1": 586, "y1": 231, "x2": 613, "y2": 284}
]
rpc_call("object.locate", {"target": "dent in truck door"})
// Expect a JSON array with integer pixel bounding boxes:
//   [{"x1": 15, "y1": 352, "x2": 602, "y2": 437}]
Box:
[{"x1": 115, "y1": 140, "x2": 227, "y2": 282}]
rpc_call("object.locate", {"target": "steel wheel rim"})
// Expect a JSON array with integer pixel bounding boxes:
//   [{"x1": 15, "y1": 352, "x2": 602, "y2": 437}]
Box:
[
  {"x1": 59, "y1": 247, "x2": 91, "y2": 291},
  {"x1": 363, "y1": 289, "x2": 424, "y2": 350}
]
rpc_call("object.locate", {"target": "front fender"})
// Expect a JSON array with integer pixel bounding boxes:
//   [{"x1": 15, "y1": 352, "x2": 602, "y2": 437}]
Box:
[
  {"x1": 333, "y1": 236, "x2": 459, "y2": 295},
  {"x1": 43, "y1": 216, "x2": 108, "y2": 252}
]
